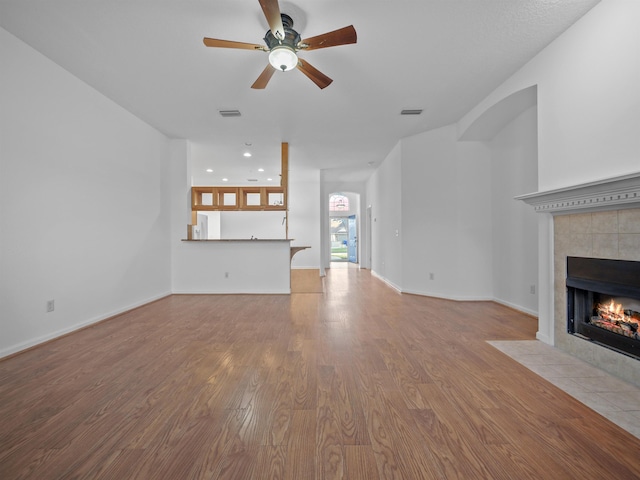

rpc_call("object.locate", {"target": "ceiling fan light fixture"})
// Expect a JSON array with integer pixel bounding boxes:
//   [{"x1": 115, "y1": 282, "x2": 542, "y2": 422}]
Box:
[{"x1": 269, "y1": 46, "x2": 298, "y2": 72}]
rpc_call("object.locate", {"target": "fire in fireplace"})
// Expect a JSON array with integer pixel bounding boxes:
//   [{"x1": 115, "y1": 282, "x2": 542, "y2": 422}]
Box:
[
  {"x1": 591, "y1": 298, "x2": 640, "y2": 338},
  {"x1": 567, "y1": 256, "x2": 640, "y2": 360}
]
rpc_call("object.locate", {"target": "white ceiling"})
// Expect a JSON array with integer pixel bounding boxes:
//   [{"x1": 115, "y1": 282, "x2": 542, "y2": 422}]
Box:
[{"x1": 0, "y1": 0, "x2": 600, "y2": 185}]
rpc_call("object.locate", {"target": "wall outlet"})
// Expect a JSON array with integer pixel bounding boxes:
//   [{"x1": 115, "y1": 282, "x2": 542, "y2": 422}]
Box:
[
  {"x1": 46, "y1": 299, "x2": 55, "y2": 312},
  {"x1": 530, "y1": 285, "x2": 536, "y2": 295},
  {"x1": 429, "y1": 273, "x2": 435, "y2": 280}
]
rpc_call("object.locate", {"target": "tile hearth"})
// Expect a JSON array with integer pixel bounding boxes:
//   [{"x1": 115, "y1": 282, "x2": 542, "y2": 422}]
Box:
[{"x1": 489, "y1": 340, "x2": 640, "y2": 439}]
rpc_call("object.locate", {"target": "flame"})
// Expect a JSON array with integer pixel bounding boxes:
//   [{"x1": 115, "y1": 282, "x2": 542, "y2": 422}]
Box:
[{"x1": 608, "y1": 299, "x2": 623, "y2": 315}]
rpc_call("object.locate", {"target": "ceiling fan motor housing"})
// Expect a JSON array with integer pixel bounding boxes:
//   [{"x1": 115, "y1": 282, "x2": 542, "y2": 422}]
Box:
[{"x1": 264, "y1": 14, "x2": 301, "y2": 52}]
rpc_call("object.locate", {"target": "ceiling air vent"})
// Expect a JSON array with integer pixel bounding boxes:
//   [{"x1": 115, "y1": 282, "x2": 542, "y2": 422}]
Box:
[
  {"x1": 219, "y1": 110, "x2": 241, "y2": 117},
  {"x1": 401, "y1": 109, "x2": 423, "y2": 115},
  {"x1": 247, "y1": 178, "x2": 258, "y2": 182}
]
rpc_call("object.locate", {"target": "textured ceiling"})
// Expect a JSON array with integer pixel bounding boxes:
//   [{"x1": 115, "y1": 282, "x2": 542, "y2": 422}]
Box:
[{"x1": 0, "y1": 0, "x2": 600, "y2": 184}]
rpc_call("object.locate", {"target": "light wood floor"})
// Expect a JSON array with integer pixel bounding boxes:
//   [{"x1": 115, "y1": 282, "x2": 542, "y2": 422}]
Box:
[
  {"x1": 1, "y1": 267, "x2": 639, "y2": 479},
  {"x1": 290, "y1": 269, "x2": 324, "y2": 294}
]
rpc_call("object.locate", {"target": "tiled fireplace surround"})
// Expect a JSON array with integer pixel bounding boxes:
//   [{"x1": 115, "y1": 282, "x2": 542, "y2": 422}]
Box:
[{"x1": 518, "y1": 173, "x2": 640, "y2": 387}]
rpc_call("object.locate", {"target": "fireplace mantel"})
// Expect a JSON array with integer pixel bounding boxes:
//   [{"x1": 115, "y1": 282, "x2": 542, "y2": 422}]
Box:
[{"x1": 515, "y1": 172, "x2": 640, "y2": 214}]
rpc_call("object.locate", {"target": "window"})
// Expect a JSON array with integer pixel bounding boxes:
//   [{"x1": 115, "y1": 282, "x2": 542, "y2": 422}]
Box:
[{"x1": 329, "y1": 194, "x2": 349, "y2": 212}]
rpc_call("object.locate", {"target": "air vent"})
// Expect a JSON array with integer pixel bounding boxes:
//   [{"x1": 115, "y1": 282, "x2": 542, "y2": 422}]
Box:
[
  {"x1": 401, "y1": 109, "x2": 423, "y2": 115},
  {"x1": 247, "y1": 178, "x2": 258, "y2": 182},
  {"x1": 219, "y1": 110, "x2": 241, "y2": 117}
]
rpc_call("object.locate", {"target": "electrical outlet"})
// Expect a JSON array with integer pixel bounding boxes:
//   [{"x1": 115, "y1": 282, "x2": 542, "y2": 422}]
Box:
[
  {"x1": 530, "y1": 285, "x2": 536, "y2": 294},
  {"x1": 46, "y1": 300, "x2": 55, "y2": 312}
]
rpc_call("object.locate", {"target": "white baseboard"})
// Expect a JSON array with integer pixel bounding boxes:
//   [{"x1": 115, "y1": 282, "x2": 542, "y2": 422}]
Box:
[
  {"x1": 402, "y1": 288, "x2": 493, "y2": 302},
  {"x1": 371, "y1": 270, "x2": 402, "y2": 292},
  {"x1": 536, "y1": 331, "x2": 552, "y2": 344},
  {"x1": 0, "y1": 291, "x2": 171, "y2": 359},
  {"x1": 492, "y1": 297, "x2": 538, "y2": 317},
  {"x1": 368, "y1": 275, "x2": 539, "y2": 317}
]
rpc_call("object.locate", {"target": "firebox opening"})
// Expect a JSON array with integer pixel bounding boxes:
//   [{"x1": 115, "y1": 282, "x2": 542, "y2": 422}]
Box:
[
  {"x1": 591, "y1": 296, "x2": 640, "y2": 335},
  {"x1": 567, "y1": 256, "x2": 640, "y2": 361}
]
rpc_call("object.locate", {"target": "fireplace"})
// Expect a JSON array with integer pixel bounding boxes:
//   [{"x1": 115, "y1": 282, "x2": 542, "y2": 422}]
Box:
[
  {"x1": 516, "y1": 173, "x2": 640, "y2": 386},
  {"x1": 567, "y1": 256, "x2": 640, "y2": 360}
]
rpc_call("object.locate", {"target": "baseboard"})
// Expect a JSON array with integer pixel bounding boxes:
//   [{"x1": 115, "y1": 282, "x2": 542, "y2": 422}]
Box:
[
  {"x1": 0, "y1": 291, "x2": 172, "y2": 360},
  {"x1": 492, "y1": 297, "x2": 538, "y2": 318},
  {"x1": 171, "y1": 289, "x2": 290, "y2": 294},
  {"x1": 369, "y1": 277, "x2": 539, "y2": 317},
  {"x1": 402, "y1": 288, "x2": 493, "y2": 302},
  {"x1": 536, "y1": 332, "x2": 552, "y2": 344},
  {"x1": 371, "y1": 270, "x2": 402, "y2": 293}
]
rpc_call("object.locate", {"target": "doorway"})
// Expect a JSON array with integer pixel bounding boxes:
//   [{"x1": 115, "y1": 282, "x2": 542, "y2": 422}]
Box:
[
  {"x1": 328, "y1": 192, "x2": 359, "y2": 265},
  {"x1": 348, "y1": 214, "x2": 357, "y2": 263},
  {"x1": 330, "y1": 216, "x2": 349, "y2": 262}
]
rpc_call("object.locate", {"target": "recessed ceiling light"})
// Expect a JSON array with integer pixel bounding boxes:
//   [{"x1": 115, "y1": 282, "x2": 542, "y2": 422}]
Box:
[
  {"x1": 243, "y1": 152, "x2": 252, "y2": 157},
  {"x1": 206, "y1": 168, "x2": 213, "y2": 173},
  {"x1": 267, "y1": 178, "x2": 273, "y2": 181},
  {"x1": 258, "y1": 168, "x2": 264, "y2": 172},
  {"x1": 222, "y1": 178, "x2": 228, "y2": 182}
]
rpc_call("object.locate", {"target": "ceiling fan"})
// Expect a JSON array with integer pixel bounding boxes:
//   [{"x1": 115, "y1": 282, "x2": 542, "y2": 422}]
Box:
[{"x1": 203, "y1": 0, "x2": 357, "y2": 89}]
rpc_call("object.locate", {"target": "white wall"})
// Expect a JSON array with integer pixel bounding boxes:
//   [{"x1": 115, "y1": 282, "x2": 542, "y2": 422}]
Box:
[
  {"x1": 288, "y1": 169, "x2": 321, "y2": 269},
  {"x1": 368, "y1": 108, "x2": 536, "y2": 310},
  {"x1": 460, "y1": 0, "x2": 640, "y2": 191},
  {"x1": 454, "y1": 141, "x2": 493, "y2": 300},
  {"x1": 172, "y1": 240, "x2": 292, "y2": 294},
  {"x1": 0, "y1": 28, "x2": 172, "y2": 357},
  {"x1": 400, "y1": 125, "x2": 493, "y2": 300},
  {"x1": 489, "y1": 106, "x2": 539, "y2": 314},
  {"x1": 534, "y1": 0, "x2": 640, "y2": 189},
  {"x1": 401, "y1": 126, "x2": 460, "y2": 296},
  {"x1": 367, "y1": 142, "x2": 403, "y2": 290},
  {"x1": 220, "y1": 211, "x2": 286, "y2": 239}
]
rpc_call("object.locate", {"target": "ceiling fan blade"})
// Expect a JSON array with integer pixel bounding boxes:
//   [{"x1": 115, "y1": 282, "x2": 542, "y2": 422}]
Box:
[
  {"x1": 259, "y1": 0, "x2": 285, "y2": 40},
  {"x1": 251, "y1": 64, "x2": 276, "y2": 89},
  {"x1": 300, "y1": 25, "x2": 357, "y2": 51},
  {"x1": 297, "y1": 59, "x2": 333, "y2": 89},
  {"x1": 203, "y1": 37, "x2": 267, "y2": 51}
]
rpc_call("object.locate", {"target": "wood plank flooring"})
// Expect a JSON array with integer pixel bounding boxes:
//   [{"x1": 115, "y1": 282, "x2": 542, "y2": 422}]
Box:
[
  {"x1": 1, "y1": 267, "x2": 639, "y2": 479},
  {"x1": 290, "y1": 269, "x2": 324, "y2": 294}
]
